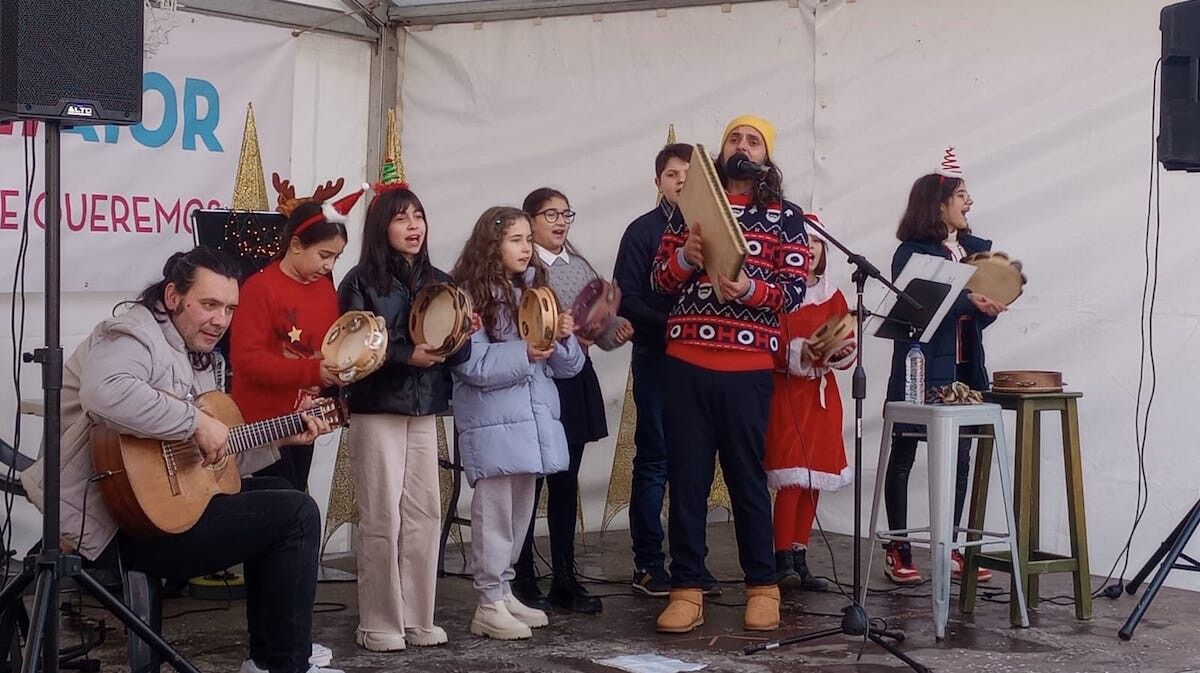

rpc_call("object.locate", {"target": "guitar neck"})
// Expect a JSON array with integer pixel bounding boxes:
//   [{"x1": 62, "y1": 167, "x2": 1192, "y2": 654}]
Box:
[{"x1": 227, "y1": 411, "x2": 312, "y2": 455}]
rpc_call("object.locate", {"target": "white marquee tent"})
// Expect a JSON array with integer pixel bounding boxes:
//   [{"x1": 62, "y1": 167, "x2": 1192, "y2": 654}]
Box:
[{"x1": 3, "y1": 0, "x2": 1199, "y2": 594}]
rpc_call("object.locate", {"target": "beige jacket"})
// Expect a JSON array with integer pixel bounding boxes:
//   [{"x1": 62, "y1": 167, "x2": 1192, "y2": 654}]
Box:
[{"x1": 21, "y1": 304, "x2": 279, "y2": 560}]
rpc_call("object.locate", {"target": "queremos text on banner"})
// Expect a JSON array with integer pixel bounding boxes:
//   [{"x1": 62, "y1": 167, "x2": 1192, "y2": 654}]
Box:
[{"x1": 0, "y1": 12, "x2": 295, "y2": 292}]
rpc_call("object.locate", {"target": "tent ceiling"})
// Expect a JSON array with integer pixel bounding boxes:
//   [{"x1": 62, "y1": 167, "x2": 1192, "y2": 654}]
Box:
[{"x1": 387, "y1": 0, "x2": 767, "y2": 25}]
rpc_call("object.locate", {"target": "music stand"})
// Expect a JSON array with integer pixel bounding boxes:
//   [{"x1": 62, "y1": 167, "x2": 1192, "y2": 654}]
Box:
[{"x1": 871, "y1": 278, "x2": 955, "y2": 342}]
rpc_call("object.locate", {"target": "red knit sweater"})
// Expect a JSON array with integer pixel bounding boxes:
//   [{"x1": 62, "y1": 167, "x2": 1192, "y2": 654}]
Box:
[{"x1": 230, "y1": 261, "x2": 339, "y2": 423}]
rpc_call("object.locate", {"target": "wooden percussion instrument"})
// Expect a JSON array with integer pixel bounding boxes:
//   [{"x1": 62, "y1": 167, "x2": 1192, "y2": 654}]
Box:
[
  {"x1": 808, "y1": 312, "x2": 854, "y2": 358},
  {"x1": 570, "y1": 278, "x2": 621, "y2": 342},
  {"x1": 322, "y1": 311, "x2": 388, "y2": 383},
  {"x1": 519, "y1": 286, "x2": 560, "y2": 350},
  {"x1": 991, "y1": 370, "x2": 1064, "y2": 393},
  {"x1": 676, "y1": 143, "x2": 749, "y2": 303},
  {"x1": 964, "y1": 251, "x2": 1027, "y2": 305},
  {"x1": 409, "y1": 283, "x2": 474, "y2": 357}
]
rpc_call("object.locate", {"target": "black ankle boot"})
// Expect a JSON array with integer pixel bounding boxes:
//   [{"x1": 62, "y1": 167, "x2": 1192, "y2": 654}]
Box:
[
  {"x1": 548, "y1": 567, "x2": 602, "y2": 614},
  {"x1": 792, "y1": 548, "x2": 828, "y2": 591},
  {"x1": 511, "y1": 568, "x2": 551, "y2": 610},
  {"x1": 775, "y1": 550, "x2": 799, "y2": 587}
]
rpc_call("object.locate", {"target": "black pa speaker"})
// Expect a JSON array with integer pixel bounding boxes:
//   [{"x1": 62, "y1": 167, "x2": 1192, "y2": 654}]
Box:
[
  {"x1": 1160, "y1": 0, "x2": 1200, "y2": 171},
  {"x1": 0, "y1": 0, "x2": 144, "y2": 125}
]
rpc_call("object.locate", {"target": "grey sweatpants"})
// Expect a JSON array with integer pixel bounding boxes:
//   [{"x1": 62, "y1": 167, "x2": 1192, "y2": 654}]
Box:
[{"x1": 470, "y1": 473, "x2": 537, "y2": 605}]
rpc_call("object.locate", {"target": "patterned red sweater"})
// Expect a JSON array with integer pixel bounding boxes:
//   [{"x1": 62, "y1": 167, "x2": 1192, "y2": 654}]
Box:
[
  {"x1": 652, "y1": 193, "x2": 812, "y2": 371},
  {"x1": 230, "y1": 261, "x2": 340, "y2": 422}
]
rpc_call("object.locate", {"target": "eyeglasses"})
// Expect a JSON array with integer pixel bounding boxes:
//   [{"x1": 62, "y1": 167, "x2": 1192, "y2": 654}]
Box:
[{"x1": 534, "y1": 208, "x2": 576, "y2": 225}]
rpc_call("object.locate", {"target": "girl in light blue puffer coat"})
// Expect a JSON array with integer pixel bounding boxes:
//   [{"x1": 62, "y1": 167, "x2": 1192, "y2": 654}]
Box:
[{"x1": 450, "y1": 206, "x2": 584, "y2": 641}]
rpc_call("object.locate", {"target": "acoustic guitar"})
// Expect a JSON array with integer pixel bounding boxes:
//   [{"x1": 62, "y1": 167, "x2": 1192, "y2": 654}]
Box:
[{"x1": 91, "y1": 391, "x2": 345, "y2": 537}]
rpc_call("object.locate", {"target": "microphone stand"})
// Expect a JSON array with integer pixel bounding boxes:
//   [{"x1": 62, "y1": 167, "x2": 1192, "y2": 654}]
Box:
[{"x1": 740, "y1": 175, "x2": 929, "y2": 673}]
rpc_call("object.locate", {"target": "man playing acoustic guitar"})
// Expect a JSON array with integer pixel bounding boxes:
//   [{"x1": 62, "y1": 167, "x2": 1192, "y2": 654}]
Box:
[{"x1": 21, "y1": 246, "x2": 339, "y2": 673}]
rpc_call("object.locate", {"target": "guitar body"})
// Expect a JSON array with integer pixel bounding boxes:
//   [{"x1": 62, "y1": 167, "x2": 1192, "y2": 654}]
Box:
[{"x1": 92, "y1": 391, "x2": 245, "y2": 538}]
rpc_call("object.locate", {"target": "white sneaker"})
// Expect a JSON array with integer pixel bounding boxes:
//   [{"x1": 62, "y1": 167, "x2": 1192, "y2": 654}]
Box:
[
  {"x1": 503, "y1": 593, "x2": 549, "y2": 628},
  {"x1": 242, "y1": 660, "x2": 343, "y2": 673},
  {"x1": 405, "y1": 625, "x2": 448, "y2": 647},
  {"x1": 309, "y1": 643, "x2": 333, "y2": 666},
  {"x1": 238, "y1": 660, "x2": 266, "y2": 673},
  {"x1": 355, "y1": 630, "x2": 406, "y2": 652},
  {"x1": 470, "y1": 600, "x2": 532, "y2": 640}
]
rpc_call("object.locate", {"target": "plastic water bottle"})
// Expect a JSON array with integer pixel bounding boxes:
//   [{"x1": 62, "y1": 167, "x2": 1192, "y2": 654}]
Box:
[{"x1": 904, "y1": 343, "x2": 925, "y2": 404}]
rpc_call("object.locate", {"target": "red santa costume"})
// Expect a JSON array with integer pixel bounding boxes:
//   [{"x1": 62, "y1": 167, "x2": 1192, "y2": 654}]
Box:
[{"x1": 764, "y1": 226, "x2": 855, "y2": 561}]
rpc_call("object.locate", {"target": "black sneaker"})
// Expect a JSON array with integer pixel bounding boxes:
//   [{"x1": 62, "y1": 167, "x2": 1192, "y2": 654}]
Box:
[
  {"x1": 701, "y1": 569, "x2": 723, "y2": 596},
  {"x1": 632, "y1": 566, "x2": 671, "y2": 597},
  {"x1": 792, "y1": 548, "x2": 828, "y2": 592}
]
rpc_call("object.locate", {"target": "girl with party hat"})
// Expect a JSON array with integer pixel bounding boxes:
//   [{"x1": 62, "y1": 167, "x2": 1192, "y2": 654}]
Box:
[
  {"x1": 880, "y1": 147, "x2": 1006, "y2": 585},
  {"x1": 336, "y1": 139, "x2": 472, "y2": 650}
]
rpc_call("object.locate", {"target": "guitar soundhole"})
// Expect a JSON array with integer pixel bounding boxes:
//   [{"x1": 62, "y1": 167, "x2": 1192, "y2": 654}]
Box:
[{"x1": 208, "y1": 456, "x2": 229, "y2": 471}]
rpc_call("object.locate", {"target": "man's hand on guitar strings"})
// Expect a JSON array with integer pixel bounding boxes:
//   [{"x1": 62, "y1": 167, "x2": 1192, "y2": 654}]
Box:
[{"x1": 194, "y1": 412, "x2": 231, "y2": 466}]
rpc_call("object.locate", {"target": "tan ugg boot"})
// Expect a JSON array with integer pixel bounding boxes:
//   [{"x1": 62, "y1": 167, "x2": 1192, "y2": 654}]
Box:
[
  {"x1": 656, "y1": 588, "x2": 705, "y2": 633},
  {"x1": 744, "y1": 584, "x2": 781, "y2": 631}
]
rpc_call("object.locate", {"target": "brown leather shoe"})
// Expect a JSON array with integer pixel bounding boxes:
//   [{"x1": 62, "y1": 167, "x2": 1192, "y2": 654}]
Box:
[
  {"x1": 656, "y1": 588, "x2": 704, "y2": 633},
  {"x1": 744, "y1": 584, "x2": 781, "y2": 631}
]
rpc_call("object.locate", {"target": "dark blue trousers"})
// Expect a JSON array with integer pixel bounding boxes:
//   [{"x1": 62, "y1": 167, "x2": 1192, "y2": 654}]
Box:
[
  {"x1": 663, "y1": 356, "x2": 775, "y2": 587},
  {"x1": 629, "y1": 345, "x2": 669, "y2": 571}
]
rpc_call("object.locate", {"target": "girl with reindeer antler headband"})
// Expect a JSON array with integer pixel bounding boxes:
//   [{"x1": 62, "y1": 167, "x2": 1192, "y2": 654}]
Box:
[{"x1": 229, "y1": 174, "x2": 366, "y2": 492}]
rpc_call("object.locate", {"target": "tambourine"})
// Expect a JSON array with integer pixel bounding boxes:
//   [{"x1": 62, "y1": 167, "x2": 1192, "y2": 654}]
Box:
[
  {"x1": 570, "y1": 278, "x2": 621, "y2": 342},
  {"x1": 321, "y1": 311, "x2": 387, "y2": 383},
  {"x1": 409, "y1": 283, "x2": 474, "y2": 357},
  {"x1": 808, "y1": 313, "x2": 854, "y2": 358},
  {"x1": 519, "y1": 286, "x2": 560, "y2": 350},
  {"x1": 991, "y1": 370, "x2": 1064, "y2": 394},
  {"x1": 964, "y1": 251, "x2": 1027, "y2": 306}
]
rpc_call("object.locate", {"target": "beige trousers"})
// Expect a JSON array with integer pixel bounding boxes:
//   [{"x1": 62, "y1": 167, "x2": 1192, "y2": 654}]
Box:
[{"x1": 349, "y1": 413, "x2": 440, "y2": 637}]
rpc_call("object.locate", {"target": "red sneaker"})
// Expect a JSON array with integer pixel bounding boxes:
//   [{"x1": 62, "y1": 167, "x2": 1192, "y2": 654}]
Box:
[
  {"x1": 884, "y1": 542, "x2": 923, "y2": 585},
  {"x1": 951, "y1": 550, "x2": 992, "y2": 582}
]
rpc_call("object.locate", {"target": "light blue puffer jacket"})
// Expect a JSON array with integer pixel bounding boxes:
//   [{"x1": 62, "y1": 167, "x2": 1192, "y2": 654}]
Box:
[{"x1": 452, "y1": 281, "x2": 585, "y2": 486}]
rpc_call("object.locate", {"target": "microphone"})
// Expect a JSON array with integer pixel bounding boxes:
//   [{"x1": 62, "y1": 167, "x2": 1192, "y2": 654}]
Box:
[{"x1": 726, "y1": 152, "x2": 771, "y2": 179}]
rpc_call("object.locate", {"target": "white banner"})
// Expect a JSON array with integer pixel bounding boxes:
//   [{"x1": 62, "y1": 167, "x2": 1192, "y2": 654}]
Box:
[{"x1": 0, "y1": 12, "x2": 295, "y2": 292}]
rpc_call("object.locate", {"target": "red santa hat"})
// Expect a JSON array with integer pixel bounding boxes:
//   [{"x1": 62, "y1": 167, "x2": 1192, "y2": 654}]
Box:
[
  {"x1": 934, "y1": 146, "x2": 964, "y2": 179},
  {"x1": 294, "y1": 182, "x2": 370, "y2": 236}
]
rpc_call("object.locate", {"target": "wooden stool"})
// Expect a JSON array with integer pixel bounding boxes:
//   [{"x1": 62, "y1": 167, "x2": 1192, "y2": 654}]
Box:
[{"x1": 959, "y1": 391, "x2": 1092, "y2": 622}]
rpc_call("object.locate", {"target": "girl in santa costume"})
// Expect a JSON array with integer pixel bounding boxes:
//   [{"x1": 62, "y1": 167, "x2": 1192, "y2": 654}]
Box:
[
  {"x1": 510, "y1": 187, "x2": 633, "y2": 615},
  {"x1": 230, "y1": 181, "x2": 365, "y2": 491},
  {"x1": 451, "y1": 207, "x2": 584, "y2": 641},
  {"x1": 337, "y1": 164, "x2": 473, "y2": 650},
  {"x1": 764, "y1": 223, "x2": 855, "y2": 591},
  {"x1": 881, "y1": 148, "x2": 1005, "y2": 585}
]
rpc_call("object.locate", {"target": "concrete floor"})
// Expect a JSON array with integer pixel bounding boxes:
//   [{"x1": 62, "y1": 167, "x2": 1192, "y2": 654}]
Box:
[{"x1": 42, "y1": 524, "x2": 1200, "y2": 672}]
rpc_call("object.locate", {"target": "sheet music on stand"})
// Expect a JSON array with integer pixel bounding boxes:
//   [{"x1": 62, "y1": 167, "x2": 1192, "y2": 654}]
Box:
[{"x1": 868, "y1": 253, "x2": 975, "y2": 343}]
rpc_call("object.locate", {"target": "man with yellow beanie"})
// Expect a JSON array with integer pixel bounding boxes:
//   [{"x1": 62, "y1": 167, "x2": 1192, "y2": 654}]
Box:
[{"x1": 651, "y1": 115, "x2": 811, "y2": 633}]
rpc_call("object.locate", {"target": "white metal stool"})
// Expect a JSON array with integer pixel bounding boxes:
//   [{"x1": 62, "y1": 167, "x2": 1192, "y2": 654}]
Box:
[{"x1": 863, "y1": 402, "x2": 1029, "y2": 639}]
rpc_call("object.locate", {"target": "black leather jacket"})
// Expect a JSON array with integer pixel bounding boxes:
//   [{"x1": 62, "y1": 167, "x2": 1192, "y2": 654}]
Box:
[{"x1": 336, "y1": 264, "x2": 470, "y2": 416}]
